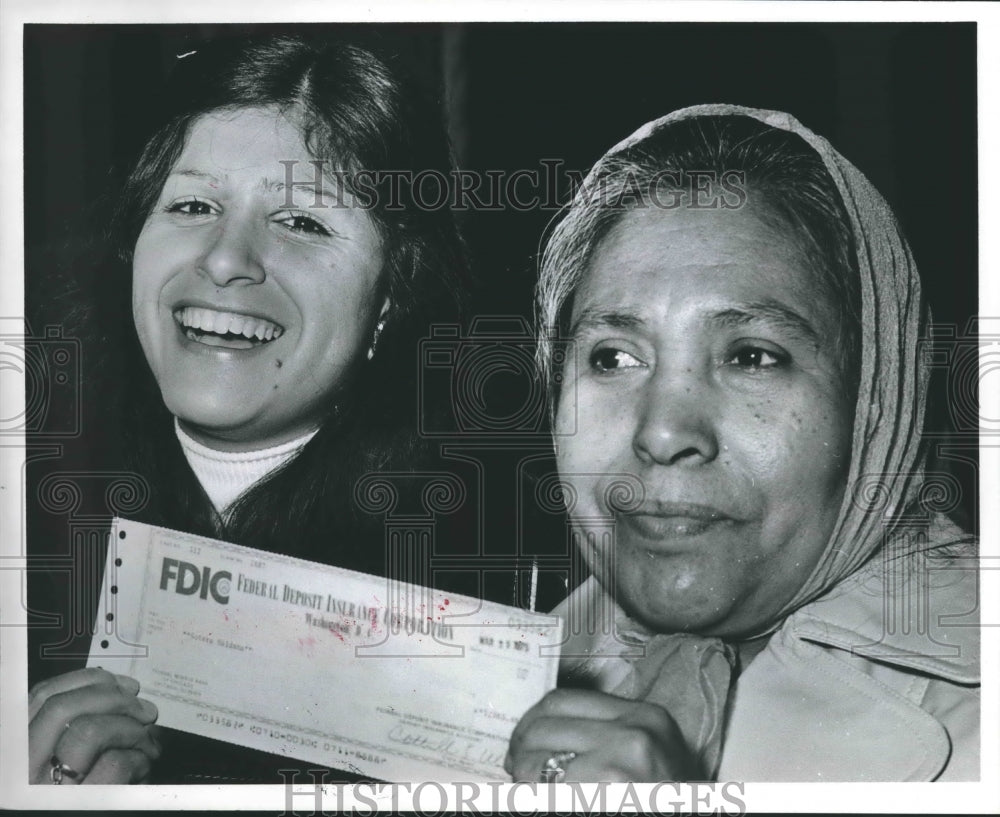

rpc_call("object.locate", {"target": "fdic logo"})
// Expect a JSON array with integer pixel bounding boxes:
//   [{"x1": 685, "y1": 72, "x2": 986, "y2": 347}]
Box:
[{"x1": 159, "y1": 558, "x2": 231, "y2": 604}]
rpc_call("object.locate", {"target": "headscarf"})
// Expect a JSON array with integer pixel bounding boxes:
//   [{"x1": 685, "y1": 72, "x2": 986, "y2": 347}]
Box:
[{"x1": 552, "y1": 104, "x2": 972, "y2": 777}]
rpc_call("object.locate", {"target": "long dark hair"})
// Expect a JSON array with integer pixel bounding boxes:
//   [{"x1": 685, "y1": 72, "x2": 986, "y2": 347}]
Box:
[{"x1": 93, "y1": 32, "x2": 468, "y2": 567}]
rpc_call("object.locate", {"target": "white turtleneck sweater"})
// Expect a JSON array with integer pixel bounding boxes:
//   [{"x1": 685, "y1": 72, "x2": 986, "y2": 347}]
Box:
[{"x1": 174, "y1": 419, "x2": 318, "y2": 516}]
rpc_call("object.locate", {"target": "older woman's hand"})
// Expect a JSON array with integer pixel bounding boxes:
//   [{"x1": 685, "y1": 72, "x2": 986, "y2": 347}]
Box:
[
  {"x1": 505, "y1": 689, "x2": 699, "y2": 783},
  {"x1": 29, "y1": 668, "x2": 161, "y2": 784}
]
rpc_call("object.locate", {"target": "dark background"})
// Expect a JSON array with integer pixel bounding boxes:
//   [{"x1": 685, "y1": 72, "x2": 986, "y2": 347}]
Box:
[{"x1": 23, "y1": 21, "x2": 979, "y2": 531}]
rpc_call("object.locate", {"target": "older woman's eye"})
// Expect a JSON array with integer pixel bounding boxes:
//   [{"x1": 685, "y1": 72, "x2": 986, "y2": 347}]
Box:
[
  {"x1": 165, "y1": 198, "x2": 216, "y2": 217},
  {"x1": 277, "y1": 212, "x2": 333, "y2": 237},
  {"x1": 728, "y1": 346, "x2": 787, "y2": 371},
  {"x1": 590, "y1": 348, "x2": 643, "y2": 373}
]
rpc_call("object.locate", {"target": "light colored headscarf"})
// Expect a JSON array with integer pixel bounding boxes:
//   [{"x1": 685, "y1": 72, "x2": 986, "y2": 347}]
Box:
[{"x1": 552, "y1": 104, "x2": 972, "y2": 776}]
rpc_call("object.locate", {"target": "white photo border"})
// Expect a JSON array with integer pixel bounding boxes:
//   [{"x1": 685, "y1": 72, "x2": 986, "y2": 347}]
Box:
[{"x1": 2, "y1": 1, "x2": 997, "y2": 813}]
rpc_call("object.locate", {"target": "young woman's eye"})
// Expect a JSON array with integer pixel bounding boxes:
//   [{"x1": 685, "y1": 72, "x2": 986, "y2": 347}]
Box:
[
  {"x1": 277, "y1": 212, "x2": 332, "y2": 237},
  {"x1": 728, "y1": 346, "x2": 787, "y2": 371},
  {"x1": 589, "y1": 347, "x2": 643, "y2": 373},
  {"x1": 165, "y1": 198, "x2": 216, "y2": 217}
]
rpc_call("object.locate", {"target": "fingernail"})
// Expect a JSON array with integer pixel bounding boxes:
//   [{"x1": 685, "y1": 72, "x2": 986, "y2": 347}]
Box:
[
  {"x1": 114, "y1": 674, "x2": 140, "y2": 694},
  {"x1": 139, "y1": 698, "x2": 159, "y2": 720}
]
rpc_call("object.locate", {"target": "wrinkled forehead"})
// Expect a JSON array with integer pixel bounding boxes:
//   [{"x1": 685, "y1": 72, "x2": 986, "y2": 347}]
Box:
[{"x1": 575, "y1": 198, "x2": 837, "y2": 323}]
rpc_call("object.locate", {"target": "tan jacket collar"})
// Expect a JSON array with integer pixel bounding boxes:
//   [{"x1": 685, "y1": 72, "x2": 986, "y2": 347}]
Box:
[{"x1": 786, "y1": 551, "x2": 979, "y2": 684}]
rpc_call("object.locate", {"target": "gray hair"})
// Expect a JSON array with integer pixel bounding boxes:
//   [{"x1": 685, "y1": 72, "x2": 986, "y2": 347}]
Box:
[{"x1": 536, "y1": 114, "x2": 862, "y2": 412}]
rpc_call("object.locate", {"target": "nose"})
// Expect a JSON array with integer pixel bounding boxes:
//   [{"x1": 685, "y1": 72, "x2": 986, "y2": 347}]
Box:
[
  {"x1": 631, "y1": 368, "x2": 719, "y2": 466},
  {"x1": 196, "y1": 214, "x2": 266, "y2": 287}
]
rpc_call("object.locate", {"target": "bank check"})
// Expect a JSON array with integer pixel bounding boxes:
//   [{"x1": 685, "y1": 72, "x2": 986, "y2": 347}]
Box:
[{"x1": 87, "y1": 518, "x2": 562, "y2": 782}]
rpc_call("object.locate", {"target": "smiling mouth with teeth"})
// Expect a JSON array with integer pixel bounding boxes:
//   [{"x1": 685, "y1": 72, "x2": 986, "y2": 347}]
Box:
[{"x1": 174, "y1": 306, "x2": 284, "y2": 350}]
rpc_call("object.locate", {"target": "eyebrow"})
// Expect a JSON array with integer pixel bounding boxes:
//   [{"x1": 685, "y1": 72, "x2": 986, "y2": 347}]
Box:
[
  {"x1": 264, "y1": 179, "x2": 332, "y2": 196},
  {"x1": 168, "y1": 168, "x2": 222, "y2": 185},
  {"x1": 570, "y1": 299, "x2": 819, "y2": 345},
  {"x1": 168, "y1": 169, "x2": 332, "y2": 197},
  {"x1": 707, "y1": 300, "x2": 820, "y2": 346},
  {"x1": 569, "y1": 308, "x2": 648, "y2": 337}
]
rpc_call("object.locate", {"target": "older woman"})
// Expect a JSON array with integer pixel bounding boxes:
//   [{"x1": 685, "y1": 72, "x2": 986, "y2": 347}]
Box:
[
  {"x1": 28, "y1": 33, "x2": 468, "y2": 784},
  {"x1": 506, "y1": 105, "x2": 978, "y2": 782}
]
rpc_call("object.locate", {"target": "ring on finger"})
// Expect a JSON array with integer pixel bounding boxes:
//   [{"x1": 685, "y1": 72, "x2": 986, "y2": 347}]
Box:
[
  {"x1": 49, "y1": 755, "x2": 82, "y2": 785},
  {"x1": 540, "y1": 750, "x2": 577, "y2": 783}
]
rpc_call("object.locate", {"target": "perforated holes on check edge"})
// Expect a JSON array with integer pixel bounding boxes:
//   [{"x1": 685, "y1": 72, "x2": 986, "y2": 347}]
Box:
[{"x1": 111, "y1": 530, "x2": 124, "y2": 641}]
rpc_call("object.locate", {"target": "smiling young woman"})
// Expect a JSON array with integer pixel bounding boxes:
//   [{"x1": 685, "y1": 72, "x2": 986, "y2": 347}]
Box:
[
  {"x1": 131, "y1": 106, "x2": 388, "y2": 451},
  {"x1": 27, "y1": 32, "x2": 470, "y2": 785}
]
